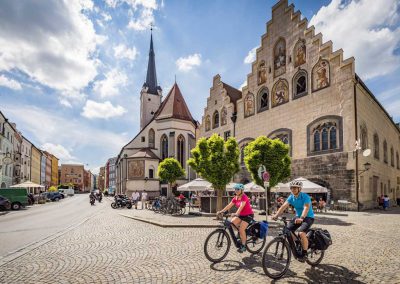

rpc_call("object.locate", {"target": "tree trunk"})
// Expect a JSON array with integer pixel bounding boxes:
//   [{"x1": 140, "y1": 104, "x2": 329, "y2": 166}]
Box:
[{"x1": 216, "y1": 188, "x2": 223, "y2": 213}]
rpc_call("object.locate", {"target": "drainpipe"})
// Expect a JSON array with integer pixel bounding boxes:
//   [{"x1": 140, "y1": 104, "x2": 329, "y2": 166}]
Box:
[{"x1": 354, "y1": 80, "x2": 360, "y2": 212}]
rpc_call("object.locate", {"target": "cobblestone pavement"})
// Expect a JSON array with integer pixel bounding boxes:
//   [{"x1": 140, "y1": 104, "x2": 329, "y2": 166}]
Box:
[{"x1": 0, "y1": 201, "x2": 399, "y2": 284}]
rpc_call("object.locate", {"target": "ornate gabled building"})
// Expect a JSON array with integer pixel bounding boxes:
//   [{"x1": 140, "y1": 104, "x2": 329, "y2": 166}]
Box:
[
  {"x1": 116, "y1": 33, "x2": 197, "y2": 197},
  {"x1": 199, "y1": 0, "x2": 400, "y2": 210}
]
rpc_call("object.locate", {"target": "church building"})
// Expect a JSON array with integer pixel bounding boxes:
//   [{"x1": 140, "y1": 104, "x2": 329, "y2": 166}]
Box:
[
  {"x1": 115, "y1": 33, "x2": 197, "y2": 197},
  {"x1": 199, "y1": 0, "x2": 400, "y2": 210}
]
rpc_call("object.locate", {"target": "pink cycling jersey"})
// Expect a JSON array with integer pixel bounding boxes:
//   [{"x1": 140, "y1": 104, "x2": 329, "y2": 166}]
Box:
[{"x1": 232, "y1": 194, "x2": 253, "y2": 216}]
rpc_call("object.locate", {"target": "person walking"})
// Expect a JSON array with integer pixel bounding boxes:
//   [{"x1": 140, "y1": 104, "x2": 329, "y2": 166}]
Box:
[
  {"x1": 383, "y1": 195, "x2": 390, "y2": 210},
  {"x1": 131, "y1": 191, "x2": 139, "y2": 209},
  {"x1": 141, "y1": 191, "x2": 147, "y2": 210}
]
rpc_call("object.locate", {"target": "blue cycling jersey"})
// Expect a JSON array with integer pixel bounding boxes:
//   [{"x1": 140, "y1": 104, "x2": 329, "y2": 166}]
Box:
[{"x1": 287, "y1": 192, "x2": 315, "y2": 218}]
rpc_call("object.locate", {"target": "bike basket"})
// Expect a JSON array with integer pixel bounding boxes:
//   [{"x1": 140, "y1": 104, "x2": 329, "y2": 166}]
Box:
[{"x1": 312, "y1": 229, "x2": 332, "y2": 250}]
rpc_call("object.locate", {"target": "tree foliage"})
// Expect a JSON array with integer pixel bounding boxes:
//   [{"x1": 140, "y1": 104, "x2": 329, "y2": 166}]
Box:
[
  {"x1": 48, "y1": 186, "x2": 58, "y2": 192},
  {"x1": 188, "y1": 134, "x2": 240, "y2": 191},
  {"x1": 157, "y1": 158, "x2": 185, "y2": 186},
  {"x1": 244, "y1": 136, "x2": 291, "y2": 188}
]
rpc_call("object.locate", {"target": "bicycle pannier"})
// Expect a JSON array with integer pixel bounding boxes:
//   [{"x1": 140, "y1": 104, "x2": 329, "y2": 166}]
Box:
[{"x1": 313, "y1": 229, "x2": 332, "y2": 250}]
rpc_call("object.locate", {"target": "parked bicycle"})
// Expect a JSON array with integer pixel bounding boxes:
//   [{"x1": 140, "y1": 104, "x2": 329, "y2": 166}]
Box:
[
  {"x1": 204, "y1": 212, "x2": 267, "y2": 263},
  {"x1": 262, "y1": 216, "x2": 328, "y2": 279}
]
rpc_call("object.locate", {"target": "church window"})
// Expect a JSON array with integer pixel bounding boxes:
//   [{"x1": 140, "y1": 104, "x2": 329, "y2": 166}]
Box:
[
  {"x1": 383, "y1": 140, "x2": 388, "y2": 164},
  {"x1": 268, "y1": 128, "x2": 292, "y2": 156},
  {"x1": 149, "y1": 167, "x2": 154, "y2": 179},
  {"x1": 373, "y1": 133, "x2": 380, "y2": 160},
  {"x1": 213, "y1": 111, "x2": 219, "y2": 128},
  {"x1": 148, "y1": 129, "x2": 155, "y2": 148},
  {"x1": 292, "y1": 70, "x2": 308, "y2": 99},
  {"x1": 177, "y1": 135, "x2": 185, "y2": 168},
  {"x1": 308, "y1": 116, "x2": 342, "y2": 156},
  {"x1": 161, "y1": 134, "x2": 168, "y2": 160},
  {"x1": 221, "y1": 107, "x2": 227, "y2": 126},
  {"x1": 205, "y1": 115, "x2": 211, "y2": 132},
  {"x1": 390, "y1": 147, "x2": 394, "y2": 167},
  {"x1": 141, "y1": 136, "x2": 145, "y2": 142},
  {"x1": 396, "y1": 152, "x2": 399, "y2": 169},
  {"x1": 244, "y1": 93, "x2": 255, "y2": 117},
  {"x1": 258, "y1": 88, "x2": 269, "y2": 112}
]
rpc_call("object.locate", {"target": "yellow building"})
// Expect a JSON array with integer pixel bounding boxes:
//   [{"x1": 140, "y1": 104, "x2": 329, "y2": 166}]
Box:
[
  {"x1": 31, "y1": 145, "x2": 41, "y2": 186},
  {"x1": 50, "y1": 154, "x2": 59, "y2": 186}
]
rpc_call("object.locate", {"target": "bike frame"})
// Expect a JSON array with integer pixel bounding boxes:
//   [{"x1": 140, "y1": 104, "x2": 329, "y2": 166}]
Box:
[{"x1": 279, "y1": 218, "x2": 303, "y2": 259}]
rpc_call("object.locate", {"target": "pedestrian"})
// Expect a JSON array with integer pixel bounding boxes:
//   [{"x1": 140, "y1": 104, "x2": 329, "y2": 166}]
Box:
[
  {"x1": 141, "y1": 191, "x2": 147, "y2": 210},
  {"x1": 318, "y1": 198, "x2": 326, "y2": 212},
  {"x1": 131, "y1": 191, "x2": 139, "y2": 209},
  {"x1": 383, "y1": 195, "x2": 390, "y2": 210},
  {"x1": 379, "y1": 194, "x2": 384, "y2": 209},
  {"x1": 251, "y1": 194, "x2": 256, "y2": 207}
]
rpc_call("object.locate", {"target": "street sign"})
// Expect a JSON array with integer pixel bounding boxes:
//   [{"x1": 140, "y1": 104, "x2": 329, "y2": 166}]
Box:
[
  {"x1": 2, "y1": 157, "x2": 12, "y2": 165},
  {"x1": 258, "y1": 165, "x2": 266, "y2": 180},
  {"x1": 264, "y1": 181, "x2": 270, "y2": 187},
  {"x1": 262, "y1": 171, "x2": 270, "y2": 182}
]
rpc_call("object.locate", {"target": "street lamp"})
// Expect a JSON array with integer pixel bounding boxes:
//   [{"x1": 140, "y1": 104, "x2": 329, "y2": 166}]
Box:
[{"x1": 358, "y1": 162, "x2": 371, "y2": 175}]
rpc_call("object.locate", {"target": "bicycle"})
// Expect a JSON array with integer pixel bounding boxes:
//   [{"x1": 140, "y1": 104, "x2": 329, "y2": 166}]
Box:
[
  {"x1": 262, "y1": 216, "x2": 324, "y2": 279},
  {"x1": 204, "y1": 212, "x2": 267, "y2": 263}
]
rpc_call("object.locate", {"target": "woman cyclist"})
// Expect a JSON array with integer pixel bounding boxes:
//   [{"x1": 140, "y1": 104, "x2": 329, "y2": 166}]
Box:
[{"x1": 217, "y1": 183, "x2": 254, "y2": 253}]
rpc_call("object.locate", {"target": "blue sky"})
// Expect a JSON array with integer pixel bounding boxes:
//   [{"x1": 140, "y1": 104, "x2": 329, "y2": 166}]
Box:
[{"x1": 0, "y1": 0, "x2": 399, "y2": 174}]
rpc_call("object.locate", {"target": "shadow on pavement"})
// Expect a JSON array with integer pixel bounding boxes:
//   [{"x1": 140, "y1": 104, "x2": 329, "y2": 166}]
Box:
[
  {"x1": 210, "y1": 253, "x2": 264, "y2": 275},
  {"x1": 314, "y1": 216, "x2": 354, "y2": 226},
  {"x1": 304, "y1": 264, "x2": 365, "y2": 283}
]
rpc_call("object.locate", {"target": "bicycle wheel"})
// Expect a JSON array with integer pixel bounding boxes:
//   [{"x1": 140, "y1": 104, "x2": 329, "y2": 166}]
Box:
[
  {"x1": 246, "y1": 234, "x2": 266, "y2": 254},
  {"x1": 262, "y1": 237, "x2": 291, "y2": 279},
  {"x1": 306, "y1": 249, "x2": 324, "y2": 266},
  {"x1": 204, "y1": 229, "x2": 231, "y2": 263}
]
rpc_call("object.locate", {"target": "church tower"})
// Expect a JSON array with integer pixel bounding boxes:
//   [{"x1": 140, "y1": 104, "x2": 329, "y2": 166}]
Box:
[{"x1": 140, "y1": 31, "x2": 162, "y2": 130}]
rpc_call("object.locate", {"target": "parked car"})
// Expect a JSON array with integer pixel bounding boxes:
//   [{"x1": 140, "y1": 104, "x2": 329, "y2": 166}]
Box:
[
  {"x1": 46, "y1": 192, "x2": 63, "y2": 202},
  {"x1": 0, "y1": 195, "x2": 11, "y2": 211},
  {"x1": 0, "y1": 188, "x2": 29, "y2": 210}
]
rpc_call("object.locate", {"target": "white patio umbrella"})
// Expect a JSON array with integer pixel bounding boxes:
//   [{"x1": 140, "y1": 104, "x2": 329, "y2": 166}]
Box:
[
  {"x1": 271, "y1": 178, "x2": 328, "y2": 193},
  {"x1": 10, "y1": 181, "x2": 44, "y2": 188},
  {"x1": 177, "y1": 178, "x2": 212, "y2": 192},
  {"x1": 244, "y1": 182, "x2": 265, "y2": 193}
]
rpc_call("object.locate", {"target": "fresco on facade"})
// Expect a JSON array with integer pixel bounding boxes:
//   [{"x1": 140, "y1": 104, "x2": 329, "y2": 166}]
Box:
[
  {"x1": 244, "y1": 93, "x2": 255, "y2": 117},
  {"x1": 128, "y1": 160, "x2": 145, "y2": 179},
  {"x1": 205, "y1": 115, "x2": 211, "y2": 131},
  {"x1": 221, "y1": 107, "x2": 227, "y2": 125},
  {"x1": 274, "y1": 38, "x2": 286, "y2": 77},
  {"x1": 312, "y1": 59, "x2": 330, "y2": 91},
  {"x1": 272, "y1": 79, "x2": 289, "y2": 107},
  {"x1": 258, "y1": 61, "x2": 267, "y2": 85},
  {"x1": 294, "y1": 39, "x2": 306, "y2": 67}
]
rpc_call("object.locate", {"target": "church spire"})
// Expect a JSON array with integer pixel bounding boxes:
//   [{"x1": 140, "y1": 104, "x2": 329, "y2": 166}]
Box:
[{"x1": 144, "y1": 28, "x2": 158, "y2": 95}]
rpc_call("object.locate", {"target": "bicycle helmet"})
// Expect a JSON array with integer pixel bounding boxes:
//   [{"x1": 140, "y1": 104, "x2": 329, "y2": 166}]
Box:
[
  {"x1": 233, "y1": 183, "x2": 244, "y2": 191},
  {"x1": 289, "y1": 180, "x2": 303, "y2": 189}
]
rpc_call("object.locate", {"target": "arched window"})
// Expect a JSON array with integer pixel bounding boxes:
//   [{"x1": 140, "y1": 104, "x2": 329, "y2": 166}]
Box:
[
  {"x1": 307, "y1": 116, "x2": 342, "y2": 156},
  {"x1": 268, "y1": 129, "x2": 292, "y2": 156},
  {"x1": 221, "y1": 107, "x2": 227, "y2": 126},
  {"x1": 383, "y1": 140, "x2": 388, "y2": 164},
  {"x1": 177, "y1": 135, "x2": 185, "y2": 168},
  {"x1": 148, "y1": 128, "x2": 155, "y2": 148},
  {"x1": 213, "y1": 111, "x2": 219, "y2": 128},
  {"x1": 360, "y1": 124, "x2": 368, "y2": 150},
  {"x1": 258, "y1": 88, "x2": 269, "y2": 112},
  {"x1": 161, "y1": 134, "x2": 168, "y2": 160},
  {"x1": 205, "y1": 115, "x2": 211, "y2": 131},
  {"x1": 373, "y1": 133, "x2": 379, "y2": 160},
  {"x1": 149, "y1": 167, "x2": 154, "y2": 179},
  {"x1": 396, "y1": 152, "x2": 399, "y2": 169},
  {"x1": 390, "y1": 147, "x2": 394, "y2": 167},
  {"x1": 292, "y1": 70, "x2": 308, "y2": 99}
]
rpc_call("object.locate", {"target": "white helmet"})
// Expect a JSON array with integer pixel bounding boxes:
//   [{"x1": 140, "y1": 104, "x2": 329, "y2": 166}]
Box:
[{"x1": 289, "y1": 180, "x2": 303, "y2": 189}]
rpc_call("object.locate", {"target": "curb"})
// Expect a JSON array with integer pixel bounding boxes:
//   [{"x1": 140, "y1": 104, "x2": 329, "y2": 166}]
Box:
[{"x1": 119, "y1": 214, "x2": 219, "y2": 228}]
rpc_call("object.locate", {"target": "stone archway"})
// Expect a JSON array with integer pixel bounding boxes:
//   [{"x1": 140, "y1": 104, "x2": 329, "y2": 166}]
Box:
[
  {"x1": 308, "y1": 178, "x2": 332, "y2": 202},
  {"x1": 0, "y1": 182, "x2": 6, "y2": 188}
]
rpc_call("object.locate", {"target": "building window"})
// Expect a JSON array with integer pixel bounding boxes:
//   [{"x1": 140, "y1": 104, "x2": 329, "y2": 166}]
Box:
[
  {"x1": 148, "y1": 128, "x2": 155, "y2": 148},
  {"x1": 292, "y1": 70, "x2": 308, "y2": 99},
  {"x1": 383, "y1": 140, "x2": 388, "y2": 164},
  {"x1": 373, "y1": 133, "x2": 380, "y2": 160},
  {"x1": 224, "y1": 131, "x2": 231, "y2": 141},
  {"x1": 213, "y1": 111, "x2": 219, "y2": 128},
  {"x1": 141, "y1": 136, "x2": 145, "y2": 142},
  {"x1": 396, "y1": 152, "x2": 399, "y2": 169},
  {"x1": 177, "y1": 135, "x2": 185, "y2": 168},
  {"x1": 149, "y1": 168, "x2": 154, "y2": 179},
  {"x1": 257, "y1": 88, "x2": 269, "y2": 112},
  {"x1": 161, "y1": 134, "x2": 168, "y2": 160},
  {"x1": 205, "y1": 115, "x2": 211, "y2": 132},
  {"x1": 307, "y1": 116, "x2": 342, "y2": 156},
  {"x1": 268, "y1": 129, "x2": 292, "y2": 156},
  {"x1": 360, "y1": 124, "x2": 368, "y2": 150},
  {"x1": 390, "y1": 147, "x2": 394, "y2": 167}
]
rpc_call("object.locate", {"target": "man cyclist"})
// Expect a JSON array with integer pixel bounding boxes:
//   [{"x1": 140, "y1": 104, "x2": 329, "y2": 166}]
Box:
[
  {"x1": 272, "y1": 180, "x2": 314, "y2": 261},
  {"x1": 217, "y1": 183, "x2": 254, "y2": 253}
]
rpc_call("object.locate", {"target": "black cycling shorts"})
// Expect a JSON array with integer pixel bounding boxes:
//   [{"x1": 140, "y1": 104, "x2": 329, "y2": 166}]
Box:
[
  {"x1": 238, "y1": 214, "x2": 254, "y2": 224},
  {"x1": 287, "y1": 217, "x2": 314, "y2": 233}
]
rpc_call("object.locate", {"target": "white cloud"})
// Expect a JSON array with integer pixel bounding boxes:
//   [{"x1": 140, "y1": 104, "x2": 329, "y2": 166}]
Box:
[
  {"x1": 42, "y1": 143, "x2": 76, "y2": 161},
  {"x1": 176, "y1": 54, "x2": 202, "y2": 72},
  {"x1": 59, "y1": 99, "x2": 72, "y2": 108},
  {"x1": 0, "y1": 75, "x2": 22, "y2": 90},
  {"x1": 102, "y1": 12, "x2": 112, "y2": 21},
  {"x1": 127, "y1": 8, "x2": 155, "y2": 31},
  {"x1": 239, "y1": 80, "x2": 247, "y2": 90},
  {"x1": 93, "y1": 69, "x2": 127, "y2": 98},
  {"x1": 310, "y1": 0, "x2": 400, "y2": 79},
  {"x1": 81, "y1": 100, "x2": 127, "y2": 119},
  {"x1": 244, "y1": 46, "x2": 258, "y2": 64},
  {"x1": 114, "y1": 44, "x2": 139, "y2": 60},
  {"x1": 0, "y1": 0, "x2": 100, "y2": 92},
  {"x1": 105, "y1": 0, "x2": 157, "y2": 10}
]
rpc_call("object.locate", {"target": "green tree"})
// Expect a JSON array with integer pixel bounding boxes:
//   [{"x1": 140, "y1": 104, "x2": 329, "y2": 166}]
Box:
[
  {"x1": 188, "y1": 133, "x2": 240, "y2": 212},
  {"x1": 157, "y1": 158, "x2": 185, "y2": 196},
  {"x1": 244, "y1": 136, "x2": 291, "y2": 213},
  {"x1": 48, "y1": 186, "x2": 58, "y2": 192}
]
